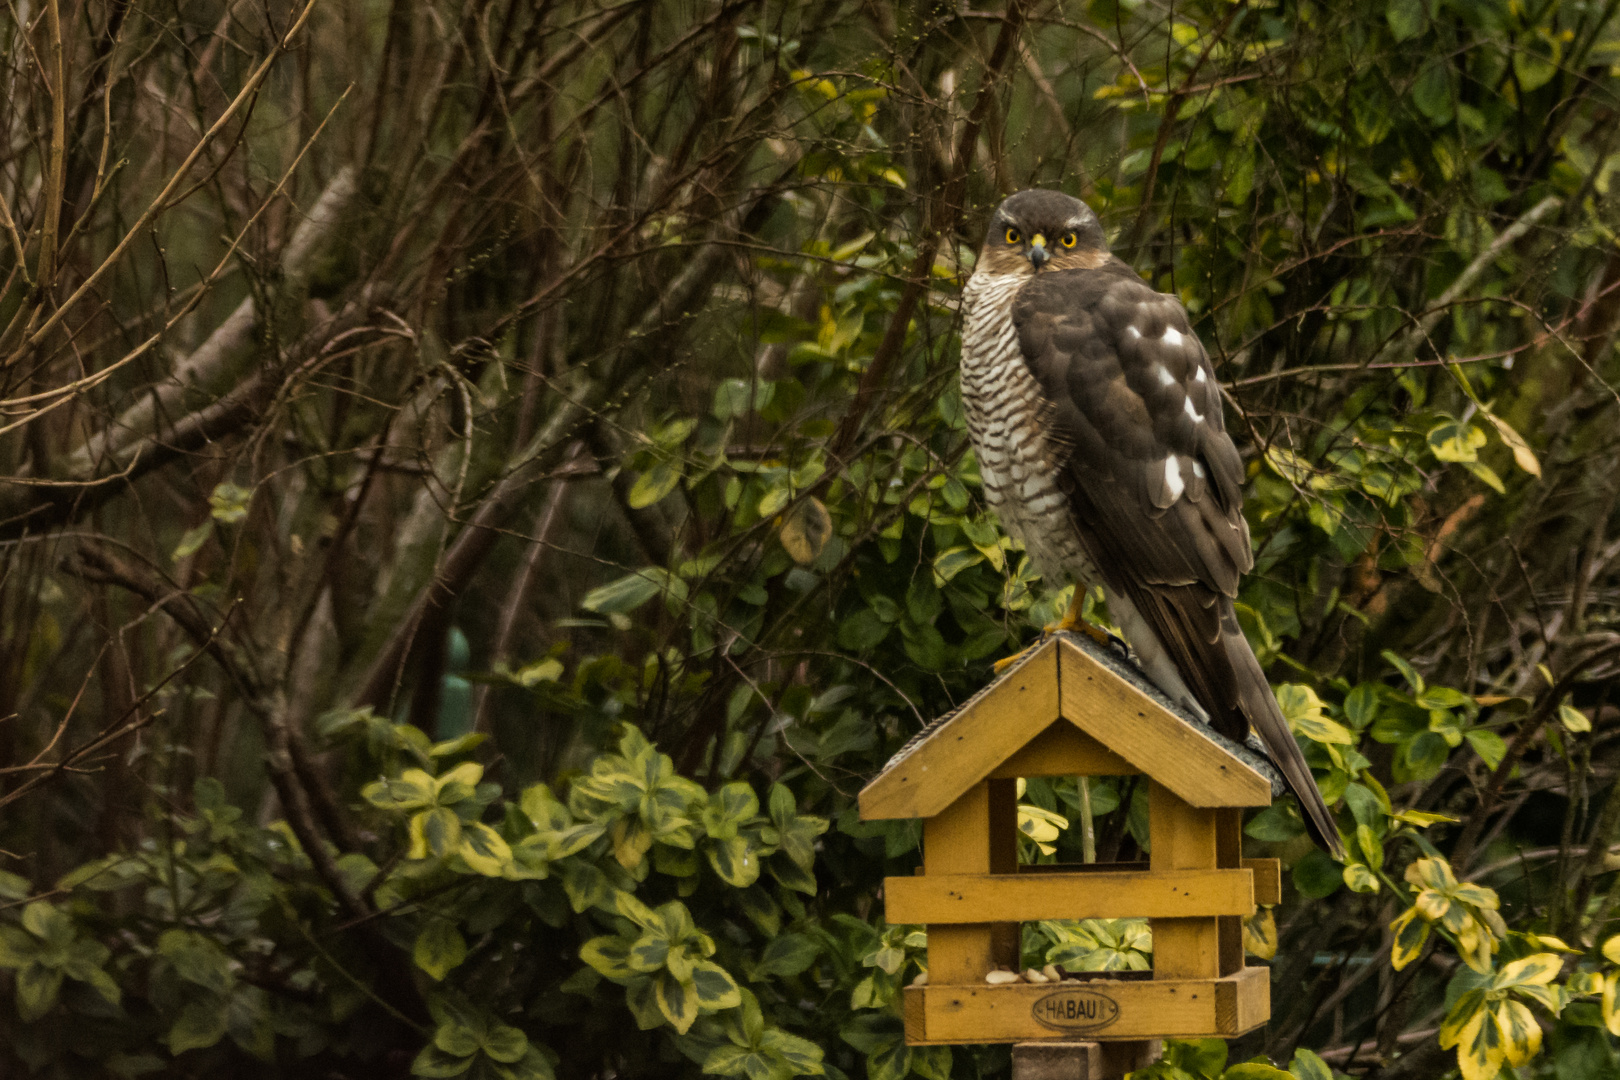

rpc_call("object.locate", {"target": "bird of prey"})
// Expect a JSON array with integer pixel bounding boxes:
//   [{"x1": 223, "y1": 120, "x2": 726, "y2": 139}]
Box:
[{"x1": 959, "y1": 188, "x2": 1343, "y2": 859}]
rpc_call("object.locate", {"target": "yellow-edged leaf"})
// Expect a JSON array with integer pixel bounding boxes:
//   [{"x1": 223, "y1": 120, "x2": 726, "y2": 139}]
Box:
[
  {"x1": 1455, "y1": 1003, "x2": 1505, "y2": 1080},
  {"x1": 1440, "y1": 988, "x2": 1487, "y2": 1049},
  {"x1": 1604, "y1": 972, "x2": 1620, "y2": 1036},
  {"x1": 1482, "y1": 411, "x2": 1541, "y2": 477},
  {"x1": 1602, "y1": 934, "x2": 1620, "y2": 966},
  {"x1": 1495, "y1": 952, "x2": 1562, "y2": 988},
  {"x1": 1243, "y1": 908, "x2": 1277, "y2": 960},
  {"x1": 1390, "y1": 906, "x2": 1429, "y2": 970},
  {"x1": 1495, "y1": 999, "x2": 1541, "y2": 1067}
]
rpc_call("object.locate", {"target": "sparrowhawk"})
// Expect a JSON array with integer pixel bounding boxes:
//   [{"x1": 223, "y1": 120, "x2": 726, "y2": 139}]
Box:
[{"x1": 960, "y1": 188, "x2": 1343, "y2": 858}]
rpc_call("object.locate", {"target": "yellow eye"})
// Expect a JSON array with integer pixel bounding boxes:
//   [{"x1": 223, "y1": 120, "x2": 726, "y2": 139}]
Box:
[
  {"x1": 1061, "y1": 232, "x2": 1077, "y2": 248},
  {"x1": 1005, "y1": 228, "x2": 1020, "y2": 244}
]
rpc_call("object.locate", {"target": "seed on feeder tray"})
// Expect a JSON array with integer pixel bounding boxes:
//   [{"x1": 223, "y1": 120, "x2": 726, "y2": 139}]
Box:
[
  {"x1": 1061, "y1": 978, "x2": 1081, "y2": 985},
  {"x1": 1042, "y1": 964, "x2": 1061, "y2": 982},
  {"x1": 1023, "y1": 968, "x2": 1050, "y2": 984},
  {"x1": 985, "y1": 970, "x2": 1021, "y2": 985},
  {"x1": 910, "y1": 971, "x2": 928, "y2": 987}
]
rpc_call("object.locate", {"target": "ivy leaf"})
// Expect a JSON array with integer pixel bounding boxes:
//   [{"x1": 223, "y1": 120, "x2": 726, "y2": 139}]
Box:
[{"x1": 415, "y1": 920, "x2": 468, "y2": 981}]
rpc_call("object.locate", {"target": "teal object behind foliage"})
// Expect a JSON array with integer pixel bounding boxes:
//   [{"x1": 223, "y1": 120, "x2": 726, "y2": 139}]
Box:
[{"x1": 437, "y1": 627, "x2": 474, "y2": 739}]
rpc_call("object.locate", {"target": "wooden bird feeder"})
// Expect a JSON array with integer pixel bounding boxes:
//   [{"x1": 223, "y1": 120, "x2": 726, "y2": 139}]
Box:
[{"x1": 859, "y1": 631, "x2": 1284, "y2": 1052}]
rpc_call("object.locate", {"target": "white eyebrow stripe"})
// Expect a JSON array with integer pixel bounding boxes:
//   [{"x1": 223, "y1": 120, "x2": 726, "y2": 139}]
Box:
[
  {"x1": 1156, "y1": 365, "x2": 1176, "y2": 387},
  {"x1": 1163, "y1": 456, "x2": 1185, "y2": 502},
  {"x1": 1184, "y1": 397, "x2": 1204, "y2": 423},
  {"x1": 1162, "y1": 327, "x2": 1185, "y2": 347}
]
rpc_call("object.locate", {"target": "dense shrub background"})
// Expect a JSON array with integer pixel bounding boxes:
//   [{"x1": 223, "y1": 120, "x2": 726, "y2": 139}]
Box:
[{"x1": 7, "y1": 1, "x2": 1620, "y2": 1077}]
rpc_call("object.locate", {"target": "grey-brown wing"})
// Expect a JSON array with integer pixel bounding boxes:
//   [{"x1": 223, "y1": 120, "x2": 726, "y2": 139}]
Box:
[{"x1": 1012, "y1": 265, "x2": 1344, "y2": 857}]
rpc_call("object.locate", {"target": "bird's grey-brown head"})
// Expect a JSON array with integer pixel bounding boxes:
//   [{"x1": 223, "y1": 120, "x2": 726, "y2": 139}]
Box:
[{"x1": 976, "y1": 189, "x2": 1109, "y2": 277}]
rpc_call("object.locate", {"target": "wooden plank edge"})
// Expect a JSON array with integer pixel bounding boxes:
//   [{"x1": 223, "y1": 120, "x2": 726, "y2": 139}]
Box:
[
  {"x1": 900, "y1": 969, "x2": 1269, "y2": 1045},
  {"x1": 886, "y1": 868, "x2": 1256, "y2": 924},
  {"x1": 1056, "y1": 641, "x2": 1270, "y2": 808}
]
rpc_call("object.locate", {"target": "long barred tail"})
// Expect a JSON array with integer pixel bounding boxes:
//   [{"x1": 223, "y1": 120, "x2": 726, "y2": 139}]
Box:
[{"x1": 1220, "y1": 605, "x2": 1346, "y2": 859}]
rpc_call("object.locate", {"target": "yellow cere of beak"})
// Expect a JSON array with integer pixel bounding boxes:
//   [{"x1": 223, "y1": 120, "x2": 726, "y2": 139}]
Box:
[{"x1": 1031, "y1": 233, "x2": 1047, "y2": 250}]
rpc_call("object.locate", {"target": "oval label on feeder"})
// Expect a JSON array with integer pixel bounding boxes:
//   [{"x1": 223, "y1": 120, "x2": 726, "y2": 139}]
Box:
[{"x1": 1031, "y1": 988, "x2": 1120, "y2": 1033}]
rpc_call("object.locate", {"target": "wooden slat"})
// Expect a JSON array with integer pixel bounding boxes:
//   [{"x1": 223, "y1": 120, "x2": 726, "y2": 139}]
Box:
[
  {"x1": 1243, "y1": 858, "x2": 1282, "y2": 906},
  {"x1": 1057, "y1": 640, "x2": 1271, "y2": 808},
  {"x1": 924, "y1": 783, "x2": 997, "y2": 985},
  {"x1": 1149, "y1": 783, "x2": 1221, "y2": 981},
  {"x1": 885, "y1": 869, "x2": 1256, "y2": 924},
  {"x1": 900, "y1": 968, "x2": 1268, "y2": 1044},
  {"x1": 1215, "y1": 809, "x2": 1245, "y2": 977},
  {"x1": 861, "y1": 642, "x2": 1062, "y2": 820},
  {"x1": 988, "y1": 721, "x2": 1138, "y2": 779},
  {"x1": 987, "y1": 779, "x2": 1020, "y2": 966}
]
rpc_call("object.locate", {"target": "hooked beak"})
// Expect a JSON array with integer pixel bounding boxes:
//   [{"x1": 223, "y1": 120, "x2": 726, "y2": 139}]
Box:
[{"x1": 1027, "y1": 233, "x2": 1049, "y2": 268}]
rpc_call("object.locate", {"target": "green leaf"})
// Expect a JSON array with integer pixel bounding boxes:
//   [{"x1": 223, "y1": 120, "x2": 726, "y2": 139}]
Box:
[
  {"x1": 413, "y1": 1044, "x2": 476, "y2": 1078},
  {"x1": 755, "y1": 933, "x2": 820, "y2": 979},
  {"x1": 415, "y1": 919, "x2": 468, "y2": 980},
  {"x1": 1385, "y1": 0, "x2": 1426, "y2": 40},
  {"x1": 172, "y1": 521, "x2": 214, "y2": 561},
  {"x1": 15, "y1": 964, "x2": 61, "y2": 1022},
  {"x1": 1560, "y1": 703, "x2": 1592, "y2": 733},
  {"x1": 1293, "y1": 849, "x2": 1344, "y2": 899},
  {"x1": 167, "y1": 996, "x2": 229, "y2": 1054},
  {"x1": 582, "y1": 568, "x2": 684, "y2": 614},
  {"x1": 836, "y1": 608, "x2": 889, "y2": 651},
  {"x1": 158, "y1": 930, "x2": 235, "y2": 995},
  {"x1": 1225, "y1": 1065, "x2": 1293, "y2": 1080},
  {"x1": 1245, "y1": 804, "x2": 1305, "y2": 842},
  {"x1": 208, "y1": 482, "x2": 253, "y2": 524},
  {"x1": 1288, "y1": 1048, "x2": 1334, "y2": 1080},
  {"x1": 1465, "y1": 729, "x2": 1507, "y2": 770},
  {"x1": 481, "y1": 1021, "x2": 530, "y2": 1063},
  {"x1": 629, "y1": 462, "x2": 682, "y2": 509}
]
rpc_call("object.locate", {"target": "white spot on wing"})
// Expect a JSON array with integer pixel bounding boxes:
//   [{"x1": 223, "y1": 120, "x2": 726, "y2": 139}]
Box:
[
  {"x1": 1162, "y1": 327, "x2": 1185, "y2": 347},
  {"x1": 1183, "y1": 397, "x2": 1204, "y2": 423},
  {"x1": 1193, "y1": 367, "x2": 1207, "y2": 383},
  {"x1": 1127, "y1": 326, "x2": 1142, "y2": 339},
  {"x1": 1163, "y1": 456, "x2": 1185, "y2": 502},
  {"x1": 1192, "y1": 460, "x2": 1206, "y2": 479},
  {"x1": 1156, "y1": 365, "x2": 1175, "y2": 387}
]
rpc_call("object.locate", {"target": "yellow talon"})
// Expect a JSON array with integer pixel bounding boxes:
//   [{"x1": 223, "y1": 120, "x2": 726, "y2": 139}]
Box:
[{"x1": 993, "y1": 590, "x2": 1112, "y2": 672}]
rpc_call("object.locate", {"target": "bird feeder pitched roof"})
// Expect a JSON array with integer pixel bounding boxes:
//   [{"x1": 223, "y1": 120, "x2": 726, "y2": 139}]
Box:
[{"x1": 859, "y1": 631, "x2": 1281, "y2": 821}]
